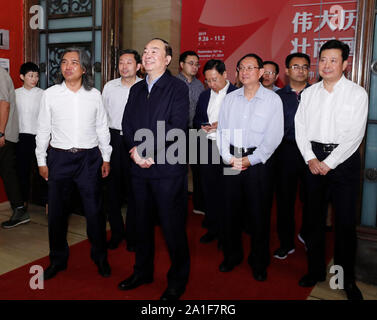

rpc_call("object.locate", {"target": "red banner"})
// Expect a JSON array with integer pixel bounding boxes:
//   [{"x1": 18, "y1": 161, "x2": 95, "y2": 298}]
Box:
[{"x1": 181, "y1": 0, "x2": 357, "y2": 85}]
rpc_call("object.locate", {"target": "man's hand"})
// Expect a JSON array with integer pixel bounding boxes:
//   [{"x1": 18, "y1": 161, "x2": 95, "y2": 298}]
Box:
[
  {"x1": 129, "y1": 146, "x2": 155, "y2": 168},
  {"x1": 0, "y1": 136, "x2": 5, "y2": 148},
  {"x1": 101, "y1": 161, "x2": 110, "y2": 178},
  {"x1": 308, "y1": 158, "x2": 322, "y2": 175},
  {"x1": 201, "y1": 121, "x2": 218, "y2": 133},
  {"x1": 319, "y1": 161, "x2": 331, "y2": 176},
  {"x1": 39, "y1": 166, "x2": 49, "y2": 181},
  {"x1": 229, "y1": 156, "x2": 250, "y2": 171}
]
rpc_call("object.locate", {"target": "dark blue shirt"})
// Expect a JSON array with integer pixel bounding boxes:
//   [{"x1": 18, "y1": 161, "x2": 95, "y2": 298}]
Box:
[{"x1": 276, "y1": 83, "x2": 310, "y2": 142}]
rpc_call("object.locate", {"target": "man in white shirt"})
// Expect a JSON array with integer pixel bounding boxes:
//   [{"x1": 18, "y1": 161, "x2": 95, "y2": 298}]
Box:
[
  {"x1": 36, "y1": 48, "x2": 112, "y2": 280},
  {"x1": 295, "y1": 40, "x2": 368, "y2": 300},
  {"x1": 102, "y1": 49, "x2": 142, "y2": 251},
  {"x1": 192, "y1": 59, "x2": 237, "y2": 245},
  {"x1": 15, "y1": 62, "x2": 45, "y2": 209}
]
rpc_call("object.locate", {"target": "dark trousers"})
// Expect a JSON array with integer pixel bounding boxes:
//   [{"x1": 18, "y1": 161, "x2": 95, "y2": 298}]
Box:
[
  {"x1": 0, "y1": 141, "x2": 23, "y2": 208},
  {"x1": 275, "y1": 140, "x2": 307, "y2": 249},
  {"x1": 47, "y1": 147, "x2": 107, "y2": 266},
  {"x1": 16, "y1": 133, "x2": 47, "y2": 203},
  {"x1": 199, "y1": 139, "x2": 223, "y2": 236},
  {"x1": 222, "y1": 161, "x2": 273, "y2": 272},
  {"x1": 187, "y1": 134, "x2": 205, "y2": 211},
  {"x1": 131, "y1": 174, "x2": 190, "y2": 290},
  {"x1": 106, "y1": 129, "x2": 136, "y2": 245},
  {"x1": 304, "y1": 147, "x2": 360, "y2": 284}
]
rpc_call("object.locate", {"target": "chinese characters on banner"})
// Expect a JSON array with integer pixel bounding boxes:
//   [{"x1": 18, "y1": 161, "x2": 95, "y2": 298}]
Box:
[{"x1": 180, "y1": 0, "x2": 357, "y2": 85}]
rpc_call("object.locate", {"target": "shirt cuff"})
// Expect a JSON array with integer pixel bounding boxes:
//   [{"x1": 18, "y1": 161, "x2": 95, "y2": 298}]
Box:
[
  {"x1": 37, "y1": 157, "x2": 47, "y2": 167},
  {"x1": 304, "y1": 150, "x2": 317, "y2": 163}
]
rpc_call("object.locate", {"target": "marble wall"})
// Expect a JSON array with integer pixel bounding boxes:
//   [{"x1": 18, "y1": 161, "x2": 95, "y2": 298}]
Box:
[{"x1": 120, "y1": 0, "x2": 182, "y2": 75}]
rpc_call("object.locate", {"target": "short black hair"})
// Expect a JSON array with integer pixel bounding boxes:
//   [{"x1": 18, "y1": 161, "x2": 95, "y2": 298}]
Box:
[
  {"x1": 119, "y1": 49, "x2": 141, "y2": 64},
  {"x1": 179, "y1": 51, "x2": 199, "y2": 63},
  {"x1": 20, "y1": 62, "x2": 39, "y2": 76},
  {"x1": 203, "y1": 59, "x2": 226, "y2": 75},
  {"x1": 263, "y1": 61, "x2": 279, "y2": 74},
  {"x1": 56, "y1": 47, "x2": 94, "y2": 91},
  {"x1": 236, "y1": 53, "x2": 263, "y2": 69},
  {"x1": 151, "y1": 38, "x2": 172, "y2": 58},
  {"x1": 319, "y1": 39, "x2": 350, "y2": 62},
  {"x1": 285, "y1": 53, "x2": 311, "y2": 68}
]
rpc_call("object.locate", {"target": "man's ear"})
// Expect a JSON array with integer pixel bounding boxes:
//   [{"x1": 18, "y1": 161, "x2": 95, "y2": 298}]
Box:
[
  {"x1": 179, "y1": 61, "x2": 184, "y2": 70},
  {"x1": 342, "y1": 60, "x2": 348, "y2": 72},
  {"x1": 136, "y1": 63, "x2": 141, "y2": 72},
  {"x1": 20, "y1": 74, "x2": 25, "y2": 82},
  {"x1": 166, "y1": 55, "x2": 172, "y2": 66},
  {"x1": 223, "y1": 71, "x2": 227, "y2": 79}
]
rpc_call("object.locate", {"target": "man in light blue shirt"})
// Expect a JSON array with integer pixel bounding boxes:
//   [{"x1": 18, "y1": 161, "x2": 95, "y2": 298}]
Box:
[{"x1": 216, "y1": 53, "x2": 283, "y2": 281}]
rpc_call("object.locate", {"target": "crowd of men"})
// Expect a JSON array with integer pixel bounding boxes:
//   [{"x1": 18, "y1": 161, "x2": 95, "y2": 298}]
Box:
[{"x1": 0, "y1": 38, "x2": 368, "y2": 301}]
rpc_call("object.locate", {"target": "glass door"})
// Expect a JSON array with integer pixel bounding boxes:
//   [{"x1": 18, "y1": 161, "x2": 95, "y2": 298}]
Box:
[
  {"x1": 361, "y1": 3, "x2": 377, "y2": 228},
  {"x1": 38, "y1": 0, "x2": 103, "y2": 90}
]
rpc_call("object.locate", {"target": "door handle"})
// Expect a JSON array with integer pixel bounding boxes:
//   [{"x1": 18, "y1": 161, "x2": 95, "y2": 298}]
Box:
[{"x1": 365, "y1": 168, "x2": 377, "y2": 181}]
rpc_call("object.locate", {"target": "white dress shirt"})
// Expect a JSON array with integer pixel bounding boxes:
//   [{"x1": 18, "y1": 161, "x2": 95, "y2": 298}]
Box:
[
  {"x1": 206, "y1": 80, "x2": 230, "y2": 140},
  {"x1": 15, "y1": 86, "x2": 44, "y2": 135},
  {"x1": 295, "y1": 75, "x2": 368, "y2": 169},
  {"x1": 36, "y1": 81, "x2": 112, "y2": 166},
  {"x1": 102, "y1": 76, "x2": 142, "y2": 130}
]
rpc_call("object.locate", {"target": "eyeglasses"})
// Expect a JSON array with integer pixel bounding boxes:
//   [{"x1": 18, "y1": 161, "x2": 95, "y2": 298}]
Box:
[
  {"x1": 237, "y1": 66, "x2": 260, "y2": 73},
  {"x1": 290, "y1": 65, "x2": 309, "y2": 71},
  {"x1": 185, "y1": 61, "x2": 200, "y2": 67},
  {"x1": 263, "y1": 71, "x2": 276, "y2": 76}
]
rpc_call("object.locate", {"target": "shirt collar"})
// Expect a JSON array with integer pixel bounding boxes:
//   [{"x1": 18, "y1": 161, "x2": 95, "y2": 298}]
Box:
[
  {"x1": 319, "y1": 74, "x2": 346, "y2": 92},
  {"x1": 237, "y1": 83, "x2": 264, "y2": 100},
  {"x1": 212, "y1": 80, "x2": 230, "y2": 95},
  {"x1": 61, "y1": 81, "x2": 84, "y2": 93}
]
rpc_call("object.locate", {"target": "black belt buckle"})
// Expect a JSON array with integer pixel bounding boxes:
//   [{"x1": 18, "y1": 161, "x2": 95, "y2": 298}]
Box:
[
  {"x1": 69, "y1": 148, "x2": 80, "y2": 153},
  {"x1": 322, "y1": 144, "x2": 338, "y2": 153}
]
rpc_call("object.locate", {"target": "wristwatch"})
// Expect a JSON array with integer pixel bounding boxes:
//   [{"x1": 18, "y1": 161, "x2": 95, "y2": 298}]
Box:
[{"x1": 0, "y1": 132, "x2": 4, "y2": 138}]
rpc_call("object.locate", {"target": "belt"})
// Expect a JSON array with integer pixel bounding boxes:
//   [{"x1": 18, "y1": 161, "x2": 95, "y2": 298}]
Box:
[
  {"x1": 230, "y1": 144, "x2": 256, "y2": 157},
  {"x1": 110, "y1": 128, "x2": 123, "y2": 136},
  {"x1": 51, "y1": 147, "x2": 89, "y2": 153},
  {"x1": 311, "y1": 141, "x2": 339, "y2": 153}
]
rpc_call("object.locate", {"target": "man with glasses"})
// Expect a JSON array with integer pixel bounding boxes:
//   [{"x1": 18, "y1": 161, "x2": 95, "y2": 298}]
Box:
[
  {"x1": 261, "y1": 61, "x2": 280, "y2": 91},
  {"x1": 273, "y1": 53, "x2": 311, "y2": 260},
  {"x1": 295, "y1": 39, "x2": 368, "y2": 300},
  {"x1": 193, "y1": 59, "x2": 237, "y2": 245},
  {"x1": 177, "y1": 51, "x2": 205, "y2": 215},
  {"x1": 217, "y1": 54, "x2": 283, "y2": 281}
]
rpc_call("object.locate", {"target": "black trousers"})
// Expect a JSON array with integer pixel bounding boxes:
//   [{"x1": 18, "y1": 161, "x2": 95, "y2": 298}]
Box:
[
  {"x1": 0, "y1": 141, "x2": 23, "y2": 208},
  {"x1": 131, "y1": 174, "x2": 190, "y2": 290},
  {"x1": 106, "y1": 129, "x2": 136, "y2": 245},
  {"x1": 222, "y1": 161, "x2": 273, "y2": 272},
  {"x1": 187, "y1": 133, "x2": 205, "y2": 211},
  {"x1": 47, "y1": 147, "x2": 107, "y2": 266},
  {"x1": 16, "y1": 133, "x2": 47, "y2": 203},
  {"x1": 275, "y1": 140, "x2": 308, "y2": 249},
  {"x1": 199, "y1": 139, "x2": 223, "y2": 236},
  {"x1": 304, "y1": 146, "x2": 360, "y2": 284}
]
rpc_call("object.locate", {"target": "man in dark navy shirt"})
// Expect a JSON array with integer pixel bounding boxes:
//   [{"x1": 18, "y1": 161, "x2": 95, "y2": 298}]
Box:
[
  {"x1": 273, "y1": 52, "x2": 311, "y2": 260},
  {"x1": 120, "y1": 38, "x2": 190, "y2": 301}
]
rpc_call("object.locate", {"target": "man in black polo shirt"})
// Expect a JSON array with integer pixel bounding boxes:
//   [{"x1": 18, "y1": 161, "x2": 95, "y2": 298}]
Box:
[{"x1": 273, "y1": 53, "x2": 311, "y2": 260}]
